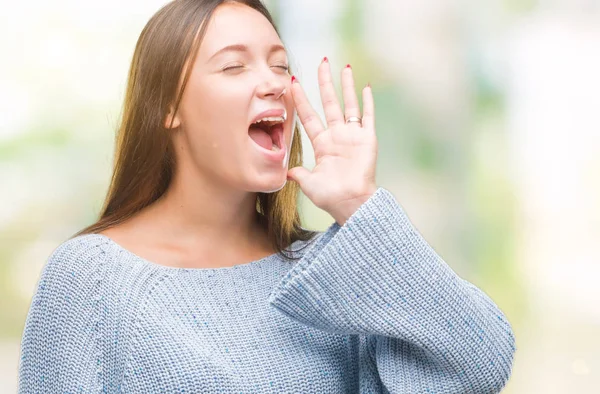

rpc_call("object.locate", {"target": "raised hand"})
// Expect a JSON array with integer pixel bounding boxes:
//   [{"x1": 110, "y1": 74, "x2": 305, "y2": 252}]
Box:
[{"x1": 287, "y1": 58, "x2": 378, "y2": 226}]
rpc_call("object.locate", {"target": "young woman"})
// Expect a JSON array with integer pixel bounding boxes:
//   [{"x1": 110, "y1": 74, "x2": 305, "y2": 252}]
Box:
[{"x1": 18, "y1": 0, "x2": 516, "y2": 392}]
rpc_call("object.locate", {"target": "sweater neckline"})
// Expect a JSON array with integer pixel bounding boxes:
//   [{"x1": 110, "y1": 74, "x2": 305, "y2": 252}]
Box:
[{"x1": 92, "y1": 233, "x2": 288, "y2": 273}]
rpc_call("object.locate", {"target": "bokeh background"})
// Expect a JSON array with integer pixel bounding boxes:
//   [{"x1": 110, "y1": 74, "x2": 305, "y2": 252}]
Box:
[{"x1": 1, "y1": 0, "x2": 599, "y2": 392}]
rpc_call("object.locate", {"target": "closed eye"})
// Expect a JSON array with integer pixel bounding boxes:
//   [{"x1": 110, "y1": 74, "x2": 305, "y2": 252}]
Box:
[
  {"x1": 222, "y1": 65, "x2": 289, "y2": 72},
  {"x1": 223, "y1": 65, "x2": 244, "y2": 71},
  {"x1": 273, "y1": 65, "x2": 289, "y2": 72}
]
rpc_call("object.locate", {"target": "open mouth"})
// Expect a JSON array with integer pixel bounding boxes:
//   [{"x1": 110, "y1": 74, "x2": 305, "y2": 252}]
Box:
[{"x1": 248, "y1": 117, "x2": 284, "y2": 152}]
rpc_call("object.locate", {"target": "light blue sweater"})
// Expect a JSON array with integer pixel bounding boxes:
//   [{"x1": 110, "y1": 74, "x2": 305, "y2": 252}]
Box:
[{"x1": 18, "y1": 187, "x2": 515, "y2": 393}]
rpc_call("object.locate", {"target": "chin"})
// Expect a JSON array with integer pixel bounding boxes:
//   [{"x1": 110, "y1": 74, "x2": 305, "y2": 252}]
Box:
[{"x1": 248, "y1": 173, "x2": 288, "y2": 194}]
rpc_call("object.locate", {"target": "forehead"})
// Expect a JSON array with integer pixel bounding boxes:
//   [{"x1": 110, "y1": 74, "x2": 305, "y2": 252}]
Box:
[{"x1": 199, "y1": 3, "x2": 282, "y2": 59}]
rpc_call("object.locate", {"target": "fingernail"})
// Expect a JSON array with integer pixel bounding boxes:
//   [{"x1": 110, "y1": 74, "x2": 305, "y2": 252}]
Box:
[
  {"x1": 366, "y1": 82, "x2": 371, "y2": 88},
  {"x1": 291, "y1": 75, "x2": 297, "y2": 83},
  {"x1": 346, "y1": 64, "x2": 351, "y2": 68},
  {"x1": 322, "y1": 56, "x2": 328, "y2": 63}
]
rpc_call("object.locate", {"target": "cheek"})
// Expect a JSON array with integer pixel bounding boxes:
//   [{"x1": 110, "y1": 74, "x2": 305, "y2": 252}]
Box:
[
  {"x1": 171, "y1": 74, "x2": 255, "y2": 172},
  {"x1": 182, "y1": 83, "x2": 249, "y2": 142},
  {"x1": 188, "y1": 82, "x2": 231, "y2": 122}
]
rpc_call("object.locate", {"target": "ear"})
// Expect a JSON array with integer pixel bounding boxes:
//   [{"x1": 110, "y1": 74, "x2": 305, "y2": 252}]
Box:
[{"x1": 164, "y1": 105, "x2": 181, "y2": 129}]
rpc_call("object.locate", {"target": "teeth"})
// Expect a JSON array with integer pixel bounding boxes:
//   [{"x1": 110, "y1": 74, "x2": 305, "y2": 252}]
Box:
[
  {"x1": 252, "y1": 109, "x2": 287, "y2": 125},
  {"x1": 253, "y1": 116, "x2": 285, "y2": 125}
]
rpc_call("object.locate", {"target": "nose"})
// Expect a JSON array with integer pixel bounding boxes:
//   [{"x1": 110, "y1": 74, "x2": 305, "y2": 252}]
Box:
[{"x1": 256, "y1": 72, "x2": 287, "y2": 100}]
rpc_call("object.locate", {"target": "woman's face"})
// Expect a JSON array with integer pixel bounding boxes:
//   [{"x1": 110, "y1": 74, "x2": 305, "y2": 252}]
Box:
[{"x1": 167, "y1": 2, "x2": 295, "y2": 193}]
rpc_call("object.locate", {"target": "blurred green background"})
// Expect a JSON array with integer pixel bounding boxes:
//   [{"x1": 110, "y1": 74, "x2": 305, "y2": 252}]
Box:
[{"x1": 1, "y1": 0, "x2": 599, "y2": 392}]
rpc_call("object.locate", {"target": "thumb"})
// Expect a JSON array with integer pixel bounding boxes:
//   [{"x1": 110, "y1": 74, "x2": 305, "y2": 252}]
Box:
[{"x1": 287, "y1": 166, "x2": 311, "y2": 186}]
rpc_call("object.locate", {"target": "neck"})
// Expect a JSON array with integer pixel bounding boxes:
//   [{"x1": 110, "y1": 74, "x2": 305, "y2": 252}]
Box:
[{"x1": 139, "y1": 170, "x2": 268, "y2": 253}]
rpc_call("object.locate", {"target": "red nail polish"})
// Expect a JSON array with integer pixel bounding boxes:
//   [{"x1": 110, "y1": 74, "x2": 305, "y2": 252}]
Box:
[
  {"x1": 346, "y1": 64, "x2": 351, "y2": 68},
  {"x1": 291, "y1": 75, "x2": 297, "y2": 83},
  {"x1": 323, "y1": 56, "x2": 328, "y2": 63}
]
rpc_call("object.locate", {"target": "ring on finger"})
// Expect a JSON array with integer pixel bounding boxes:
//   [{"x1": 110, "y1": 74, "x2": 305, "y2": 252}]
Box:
[{"x1": 345, "y1": 116, "x2": 362, "y2": 125}]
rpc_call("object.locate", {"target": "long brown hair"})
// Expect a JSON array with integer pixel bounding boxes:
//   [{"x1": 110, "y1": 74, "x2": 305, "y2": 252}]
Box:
[{"x1": 74, "y1": 0, "x2": 319, "y2": 260}]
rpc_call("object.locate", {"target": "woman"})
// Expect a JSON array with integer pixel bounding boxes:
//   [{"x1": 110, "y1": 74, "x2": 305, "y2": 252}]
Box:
[{"x1": 18, "y1": 0, "x2": 516, "y2": 392}]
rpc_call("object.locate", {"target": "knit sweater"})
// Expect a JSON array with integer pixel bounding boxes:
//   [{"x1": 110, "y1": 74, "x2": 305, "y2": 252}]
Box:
[{"x1": 18, "y1": 187, "x2": 515, "y2": 393}]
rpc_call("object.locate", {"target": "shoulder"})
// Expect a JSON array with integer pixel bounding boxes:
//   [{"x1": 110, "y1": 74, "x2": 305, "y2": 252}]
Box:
[
  {"x1": 37, "y1": 233, "x2": 174, "y2": 306},
  {"x1": 48, "y1": 233, "x2": 110, "y2": 261},
  {"x1": 32, "y1": 234, "x2": 119, "y2": 306},
  {"x1": 42, "y1": 234, "x2": 111, "y2": 278},
  {"x1": 18, "y1": 234, "x2": 115, "y2": 392},
  {"x1": 21, "y1": 234, "x2": 111, "y2": 349},
  {"x1": 21, "y1": 234, "x2": 114, "y2": 349}
]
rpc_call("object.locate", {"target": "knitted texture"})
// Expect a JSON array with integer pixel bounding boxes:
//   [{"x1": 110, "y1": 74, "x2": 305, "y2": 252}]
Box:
[{"x1": 18, "y1": 187, "x2": 515, "y2": 393}]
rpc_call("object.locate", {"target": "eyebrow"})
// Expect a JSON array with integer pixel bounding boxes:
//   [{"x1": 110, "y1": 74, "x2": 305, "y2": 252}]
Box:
[{"x1": 208, "y1": 43, "x2": 286, "y2": 61}]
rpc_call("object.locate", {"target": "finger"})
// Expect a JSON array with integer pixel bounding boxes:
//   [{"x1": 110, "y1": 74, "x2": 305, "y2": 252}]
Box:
[
  {"x1": 290, "y1": 76, "x2": 326, "y2": 140},
  {"x1": 361, "y1": 83, "x2": 375, "y2": 132},
  {"x1": 318, "y1": 57, "x2": 344, "y2": 127},
  {"x1": 341, "y1": 64, "x2": 361, "y2": 124}
]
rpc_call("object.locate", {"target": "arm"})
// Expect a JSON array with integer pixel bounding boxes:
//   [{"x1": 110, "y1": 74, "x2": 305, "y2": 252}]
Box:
[
  {"x1": 268, "y1": 187, "x2": 516, "y2": 393},
  {"x1": 18, "y1": 237, "x2": 107, "y2": 393}
]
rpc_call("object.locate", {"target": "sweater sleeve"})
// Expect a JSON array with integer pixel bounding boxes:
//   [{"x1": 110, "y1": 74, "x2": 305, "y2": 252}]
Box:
[
  {"x1": 18, "y1": 237, "x2": 106, "y2": 393},
  {"x1": 268, "y1": 187, "x2": 516, "y2": 394}
]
